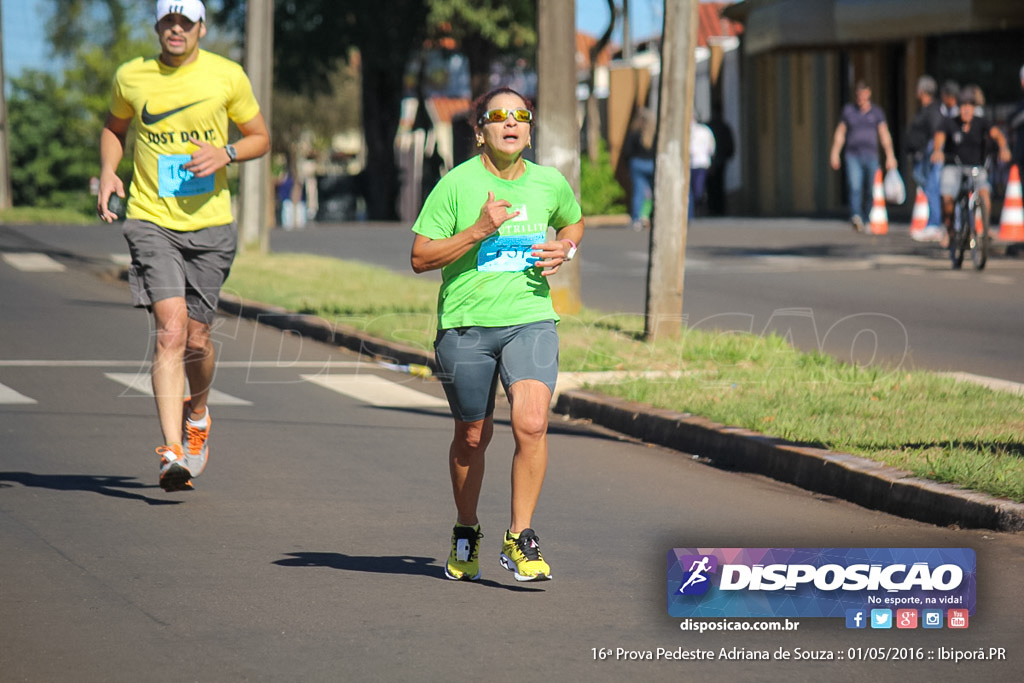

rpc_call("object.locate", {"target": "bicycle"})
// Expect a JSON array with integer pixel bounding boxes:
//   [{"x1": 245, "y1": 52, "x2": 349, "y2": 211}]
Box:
[{"x1": 948, "y1": 161, "x2": 990, "y2": 270}]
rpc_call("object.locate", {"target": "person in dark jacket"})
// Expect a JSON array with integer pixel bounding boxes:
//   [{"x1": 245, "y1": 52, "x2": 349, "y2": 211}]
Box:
[{"x1": 905, "y1": 75, "x2": 945, "y2": 241}]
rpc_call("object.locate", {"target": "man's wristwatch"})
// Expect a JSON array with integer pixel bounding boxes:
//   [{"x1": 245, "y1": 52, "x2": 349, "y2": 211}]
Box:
[
  {"x1": 563, "y1": 238, "x2": 578, "y2": 261},
  {"x1": 224, "y1": 144, "x2": 238, "y2": 165}
]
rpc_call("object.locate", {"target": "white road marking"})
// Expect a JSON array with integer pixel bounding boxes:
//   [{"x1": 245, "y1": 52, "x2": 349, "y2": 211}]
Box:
[
  {"x1": 0, "y1": 360, "x2": 373, "y2": 368},
  {"x1": 0, "y1": 381, "x2": 37, "y2": 404},
  {"x1": 2, "y1": 252, "x2": 66, "y2": 272},
  {"x1": 302, "y1": 374, "x2": 448, "y2": 409},
  {"x1": 104, "y1": 373, "x2": 253, "y2": 405}
]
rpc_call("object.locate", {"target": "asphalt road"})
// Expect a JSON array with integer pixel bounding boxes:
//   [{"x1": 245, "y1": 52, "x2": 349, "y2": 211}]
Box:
[{"x1": 1, "y1": 221, "x2": 1023, "y2": 681}]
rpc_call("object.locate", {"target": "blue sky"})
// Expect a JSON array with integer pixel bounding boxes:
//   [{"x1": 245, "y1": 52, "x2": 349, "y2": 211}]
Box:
[
  {"x1": 2, "y1": 0, "x2": 668, "y2": 80},
  {"x1": 576, "y1": 0, "x2": 665, "y2": 42},
  {"x1": 2, "y1": 0, "x2": 48, "y2": 78}
]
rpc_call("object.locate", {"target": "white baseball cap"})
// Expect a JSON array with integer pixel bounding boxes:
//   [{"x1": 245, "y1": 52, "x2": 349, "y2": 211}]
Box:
[{"x1": 156, "y1": 0, "x2": 206, "y2": 23}]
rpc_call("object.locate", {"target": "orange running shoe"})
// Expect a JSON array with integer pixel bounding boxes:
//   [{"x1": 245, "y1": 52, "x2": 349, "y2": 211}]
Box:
[{"x1": 183, "y1": 403, "x2": 211, "y2": 477}]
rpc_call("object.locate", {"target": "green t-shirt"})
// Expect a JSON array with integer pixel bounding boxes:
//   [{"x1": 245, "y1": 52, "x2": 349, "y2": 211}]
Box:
[{"x1": 412, "y1": 156, "x2": 582, "y2": 329}]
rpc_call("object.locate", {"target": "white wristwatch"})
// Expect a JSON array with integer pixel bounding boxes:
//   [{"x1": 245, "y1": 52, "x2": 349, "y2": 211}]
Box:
[
  {"x1": 563, "y1": 238, "x2": 578, "y2": 261},
  {"x1": 224, "y1": 144, "x2": 238, "y2": 164}
]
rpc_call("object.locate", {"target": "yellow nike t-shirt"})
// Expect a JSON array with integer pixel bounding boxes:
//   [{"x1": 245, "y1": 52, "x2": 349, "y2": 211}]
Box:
[{"x1": 110, "y1": 49, "x2": 261, "y2": 231}]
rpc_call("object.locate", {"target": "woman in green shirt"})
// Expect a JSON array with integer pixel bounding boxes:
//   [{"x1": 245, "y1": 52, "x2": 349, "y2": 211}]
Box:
[{"x1": 411, "y1": 87, "x2": 584, "y2": 583}]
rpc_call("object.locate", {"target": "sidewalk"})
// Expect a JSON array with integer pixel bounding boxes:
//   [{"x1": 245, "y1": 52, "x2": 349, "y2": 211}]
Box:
[{"x1": 219, "y1": 291, "x2": 1024, "y2": 533}]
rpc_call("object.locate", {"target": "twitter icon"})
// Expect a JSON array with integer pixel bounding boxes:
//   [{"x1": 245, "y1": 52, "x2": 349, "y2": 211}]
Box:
[{"x1": 870, "y1": 609, "x2": 893, "y2": 629}]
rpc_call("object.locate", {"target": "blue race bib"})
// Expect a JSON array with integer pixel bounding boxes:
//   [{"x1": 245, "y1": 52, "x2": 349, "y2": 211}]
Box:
[
  {"x1": 477, "y1": 233, "x2": 544, "y2": 272},
  {"x1": 158, "y1": 154, "x2": 215, "y2": 198}
]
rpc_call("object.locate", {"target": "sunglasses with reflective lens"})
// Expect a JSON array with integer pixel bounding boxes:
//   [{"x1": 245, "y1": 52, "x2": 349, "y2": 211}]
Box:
[
  {"x1": 478, "y1": 108, "x2": 533, "y2": 126},
  {"x1": 158, "y1": 15, "x2": 199, "y2": 32}
]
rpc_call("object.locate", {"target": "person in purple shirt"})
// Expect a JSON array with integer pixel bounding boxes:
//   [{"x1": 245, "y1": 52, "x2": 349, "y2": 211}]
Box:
[{"x1": 829, "y1": 80, "x2": 898, "y2": 232}]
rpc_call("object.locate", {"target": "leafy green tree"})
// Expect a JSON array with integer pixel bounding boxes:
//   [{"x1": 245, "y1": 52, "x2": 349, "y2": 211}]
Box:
[
  {"x1": 580, "y1": 138, "x2": 625, "y2": 216},
  {"x1": 218, "y1": 0, "x2": 429, "y2": 220},
  {"x1": 271, "y1": 59, "x2": 362, "y2": 157},
  {"x1": 425, "y1": 0, "x2": 536, "y2": 98},
  {"x1": 47, "y1": 0, "x2": 150, "y2": 59},
  {"x1": 214, "y1": 1, "x2": 541, "y2": 218},
  {"x1": 3, "y1": 0, "x2": 153, "y2": 212},
  {"x1": 7, "y1": 71, "x2": 97, "y2": 212}
]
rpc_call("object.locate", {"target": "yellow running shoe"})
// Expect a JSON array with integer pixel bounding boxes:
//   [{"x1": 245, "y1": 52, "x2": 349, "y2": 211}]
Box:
[
  {"x1": 500, "y1": 528, "x2": 551, "y2": 582},
  {"x1": 445, "y1": 524, "x2": 482, "y2": 581}
]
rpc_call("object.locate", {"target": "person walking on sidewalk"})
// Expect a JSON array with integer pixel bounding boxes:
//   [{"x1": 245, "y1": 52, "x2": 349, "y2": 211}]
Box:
[
  {"x1": 97, "y1": 0, "x2": 270, "y2": 492},
  {"x1": 829, "y1": 80, "x2": 898, "y2": 232},
  {"x1": 621, "y1": 108, "x2": 657, "y2": 231},
  {"x1": 689, "y1": 116, "x2": 716, "y2": 219},
  {"x1": 410, "y1": 86, "x2": 584, "y2": 582},
  {"x1": 940, "y1": 80, "x2": 960, "y2": 119},
  {"x1": 905, "y1": 75, "x2": 946, "y2": 242}
]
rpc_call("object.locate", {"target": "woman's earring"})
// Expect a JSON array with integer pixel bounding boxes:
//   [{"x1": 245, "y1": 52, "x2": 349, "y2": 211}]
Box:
[
  {"x1": 476, "y1": 135, "x2": 484, "y2": 147},
  {"x1": 527, "y1": 138, "x2": 532, "y2": 149}
]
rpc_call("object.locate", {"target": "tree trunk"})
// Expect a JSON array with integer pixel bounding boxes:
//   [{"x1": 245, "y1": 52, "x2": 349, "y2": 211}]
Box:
[{"x1": 360, "y1": 64, "x2": 402, "y2": 220}]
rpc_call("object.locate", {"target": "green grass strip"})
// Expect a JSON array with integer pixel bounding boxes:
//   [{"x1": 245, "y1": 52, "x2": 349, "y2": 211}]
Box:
[{"x1": 227, "y1": 251, "x2": 1024, "y2": 502}]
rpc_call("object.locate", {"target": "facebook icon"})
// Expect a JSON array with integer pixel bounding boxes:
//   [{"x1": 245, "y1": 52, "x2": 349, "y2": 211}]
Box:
[{"x1": 845, "y1": 609, "x2": 867, "y2": 629}]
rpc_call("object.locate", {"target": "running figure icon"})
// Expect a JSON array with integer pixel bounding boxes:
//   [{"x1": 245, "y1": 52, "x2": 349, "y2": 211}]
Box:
[{"x1": 679, "y1": 556, "x2": 712, "y2": 593}]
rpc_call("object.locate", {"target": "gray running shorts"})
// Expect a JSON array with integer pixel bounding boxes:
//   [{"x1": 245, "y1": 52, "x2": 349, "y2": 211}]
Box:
[
  {"x1": 123, "y1": 219, "x2": 237, "y2": 326},
  {"x1": 433, "y1": 320, "x2": 559, "y2": 422},
  {"x1": 940, "y1": 165, "x2": 990, "y2": 197}
]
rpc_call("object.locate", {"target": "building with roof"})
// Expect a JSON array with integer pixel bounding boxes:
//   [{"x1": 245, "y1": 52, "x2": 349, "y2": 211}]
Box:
[
  {"x1": 590, "y1": 2, "x2": 744, "y2": 215},
  {"x1": 722, "y1": 0, "x2": 1024, "y2": 217}
]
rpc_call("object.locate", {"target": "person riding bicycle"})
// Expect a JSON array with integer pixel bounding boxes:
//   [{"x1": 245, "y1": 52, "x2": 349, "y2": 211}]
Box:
[{"x1": 931, "y1": 85, "x2": 1011, "y2": 245}]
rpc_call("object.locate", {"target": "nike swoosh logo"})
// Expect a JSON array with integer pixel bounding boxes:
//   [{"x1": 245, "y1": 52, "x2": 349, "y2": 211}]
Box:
[{"x1": 141, "y1": 99, "x2": 209, "y2": 126}]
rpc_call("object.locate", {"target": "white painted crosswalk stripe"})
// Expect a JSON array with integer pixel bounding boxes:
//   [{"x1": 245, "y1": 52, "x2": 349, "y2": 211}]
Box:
[
  {"x1": 2, "y1": 252, "x2": 67, "y2": 272},
  {"x1": 104, "y1": 373, "x2": 254, "y2": 405},
  {"x1": 0, "y1": 381, "x2": 37, "y2": 404},
  {"x1": 302, "y1": 374, "x2": 448, "y2": 409},
  {"x1": 1, "y1": 366, "x2": 446, "y2": 409}
]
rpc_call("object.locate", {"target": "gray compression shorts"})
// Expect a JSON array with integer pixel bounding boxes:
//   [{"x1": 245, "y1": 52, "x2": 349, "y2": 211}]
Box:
[
  {"x1": 123, "y1": 219, "x2": 237, "y2": 326},
  {"x1": 433, "y1": 320, "x2": 559, "y2": 422}
]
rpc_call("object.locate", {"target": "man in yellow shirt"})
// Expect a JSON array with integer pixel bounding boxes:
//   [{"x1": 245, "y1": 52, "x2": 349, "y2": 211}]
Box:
[{"x1": 97, "y1": 0, "x2": 270, "y2": 491}]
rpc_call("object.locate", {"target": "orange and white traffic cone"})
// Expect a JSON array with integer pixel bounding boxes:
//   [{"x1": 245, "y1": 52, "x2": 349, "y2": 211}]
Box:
[
  {"x1": 908, "y1": 186, "x2": 929, "y2": 241},
  {"x1": 998, "y1": 165, "x2": 1024, "y2": 242},
  {"x1": 868, "y1": 169, "x2": 889, "y2": 235}
]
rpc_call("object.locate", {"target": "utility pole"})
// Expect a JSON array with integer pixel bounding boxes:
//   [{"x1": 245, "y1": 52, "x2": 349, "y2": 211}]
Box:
[
  {"x1": 0, "y1": 4, "x2": 13, "y2": 210},
  {"x1": 536, "y1": 0, "x2": 582, "y2": 315},
  {"x1": 238, "y1": 0, "x2": 273, "y2": 252},
  {"x1": 622, "y1": 0, "x2": 632, "y2": 61},
  {"x1": 644, "y1": 0, "x2": 698, "y2": 341}
]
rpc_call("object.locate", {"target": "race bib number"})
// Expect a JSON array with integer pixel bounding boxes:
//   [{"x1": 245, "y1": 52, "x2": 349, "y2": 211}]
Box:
[
  {"x1": 158, "y1": 154, "x2": 215, "y2": 198},
  {"x1": 477, "y1": 233, "x2": 544, "y2": 272}
]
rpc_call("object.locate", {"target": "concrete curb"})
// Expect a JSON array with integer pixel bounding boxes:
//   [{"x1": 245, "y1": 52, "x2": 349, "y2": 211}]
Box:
[
  {"x1": 218, "y1": 294, "x2": 436, "y2": 369},
  {"x1": 553, "y1": 390, "x2": 1024, "y2": 533},
  {"x1": 219, "y1": 293, "x2": 1024, "y2": 533}
]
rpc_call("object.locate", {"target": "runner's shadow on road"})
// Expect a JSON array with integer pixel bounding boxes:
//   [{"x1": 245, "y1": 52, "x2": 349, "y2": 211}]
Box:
[
  {"x1": 274, "y1": 552, "x2": 544, "y2": 591},
  {"x1": 0, "y1": 472, "x2": 181, "y2": 506}
]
